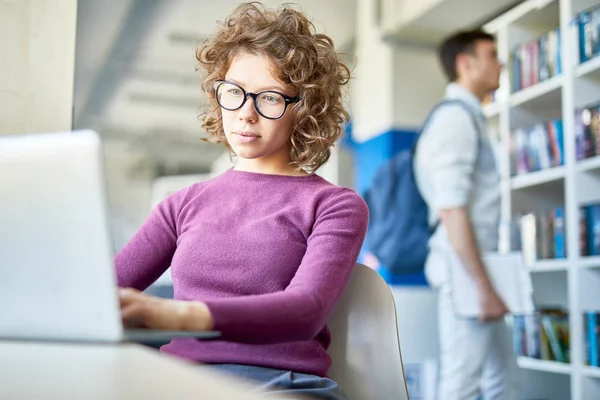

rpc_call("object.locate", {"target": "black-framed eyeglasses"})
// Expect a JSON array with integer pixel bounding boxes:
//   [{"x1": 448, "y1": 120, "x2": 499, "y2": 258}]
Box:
[{"x1": 213, "y1": 80, "x2": 300, "y2": 120}]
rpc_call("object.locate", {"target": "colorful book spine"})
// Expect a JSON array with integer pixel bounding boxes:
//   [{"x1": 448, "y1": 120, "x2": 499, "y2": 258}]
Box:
[
  {"x1": 593, "y1": 8, "x2": 600, "y2": 58},
  {"x1": 531, "y1": 41, "x2": 540, "y2": 86},
  {"x1": 521, "y1": 43, "x2": 531, "y2": 90},
  {"x1": 541, "y1": 314, "x2": 566, "y2": 362},
  {"x1": 577, "y1": 6, "x2": 600, "y2": 64},
  {"x1": 513, "y1": 310, "x2": 571, "y2": 363},
  {"x1": 548, "y1": 29, "x2": 558, "y2": 76},
  {"x1": 520, "y1": 213, "x2": 538, "y2": 266},
  {"x1": 580, "y1": 208, "x2": 589, "y2": 257},
  {"x1": 580, "y1": 11, "x2": 594, "y2": 63},
  {"x1": 512, "y1": 29, "x2": 562, "y2": 91},
  {"x1": 510, "y1": 214, "x2": 522, "y2": 251},
  {"x1": 540, "y1": 325, "x2": 551, "y2": 360},
  {"x1": 553, "y1": 207, "x2": 566, "y2": 259},
  {"x1": 594, "y1": 108, "x2": 600, "y2": 157},
  {"x1": 532, "y1": 124, "x2": 550, "y2": 170},
  {"x1": 586, "y1": 204, "x2": 600, "y2": 256},
  {"x1": 539, "y1": 34, "x2": 549, "y2": 82},
  {"x1": 575, "y1": 110, "x2": 586, "y2": 160},
  {"x1": 554, "y1": 120, "x2": 564, "y2": 165},
  {"x1": 512, "y1": 47, "x2": 522, "y2": 93},
  {"x1": 516, "y1": 208, "x2": 566, "y2": 261},
  {"x1": 583, "y1": 108, "x2": 595, "y2": 158},
  {"x1": 511, "y1": 120, "x2": 563, "y2": 174},
  {"x1": 585, "y1": 311, "x2": 599, "y2": 367},
  {"x1": 515, "y1": 129, "x2": 529, "y2": 174},
  {"x1": 525, "y1": 314, "x2": 541, "y2": 358},
  {"x1": 513, "y1": 315, "x2": 525, "y2": 356},
  {"x1": 547, "y1": 121, "x2": 560, "y2": 166},
  {"x1": 539, "y1": 211, "x2": 553, "y2": 259}
]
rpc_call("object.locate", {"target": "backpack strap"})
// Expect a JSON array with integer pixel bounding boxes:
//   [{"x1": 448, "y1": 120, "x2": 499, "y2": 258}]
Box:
[
  {"x1": 412, "y1": 98, "x2": 485, "y2": 234},
  {"x1": 411, "y1": 98, "x2": 483, "y2": 155}
]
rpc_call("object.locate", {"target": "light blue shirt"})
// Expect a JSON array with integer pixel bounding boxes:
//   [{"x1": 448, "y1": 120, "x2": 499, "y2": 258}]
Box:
[{"x1": 414, "y1": 83, "x2": 501, "y2": 286}]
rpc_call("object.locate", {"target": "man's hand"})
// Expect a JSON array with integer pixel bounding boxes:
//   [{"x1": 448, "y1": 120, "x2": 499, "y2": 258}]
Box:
[
  {"x1": 119, "y1": 288, "x2": 212, "y2": 331},
  {"x1": 478, "y1": 288, "x2": 509, "y2": 323},
  {"x1": 440, "y1": 207, "x2": 508, "y2": 323}
]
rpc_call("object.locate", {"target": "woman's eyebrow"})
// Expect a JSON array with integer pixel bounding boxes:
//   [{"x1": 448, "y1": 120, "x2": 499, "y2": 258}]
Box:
[{"x1": 224, "y1": 77, "x2": 286, "y2": 93}]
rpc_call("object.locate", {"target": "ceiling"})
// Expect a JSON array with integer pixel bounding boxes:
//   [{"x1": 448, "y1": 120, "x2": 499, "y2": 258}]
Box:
[
  {"x1": 380, "y1": 0, "x2": 523, "y2": 46},
  {"x1": 73, "y1": 0, "x2": 357, "y2": 174}
]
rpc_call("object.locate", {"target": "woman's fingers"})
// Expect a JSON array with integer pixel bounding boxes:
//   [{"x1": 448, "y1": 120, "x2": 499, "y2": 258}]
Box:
[
  {"x1": 118, "y1": 288, "x2": 143, "y2": 306},
  {"x1": 120, "y1": 302, "x2": 147, "y2": 328}
]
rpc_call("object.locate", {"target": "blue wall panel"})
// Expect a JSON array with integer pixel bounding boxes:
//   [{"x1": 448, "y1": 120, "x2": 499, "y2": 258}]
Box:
[{"x1": 346, "y1": 126, "x2": 428, "y2": 286}]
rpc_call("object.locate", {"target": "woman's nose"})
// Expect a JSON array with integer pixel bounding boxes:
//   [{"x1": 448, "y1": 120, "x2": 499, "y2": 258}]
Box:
[{"x1": 238, "y1": 95, "x2": 258, "y2": 122}]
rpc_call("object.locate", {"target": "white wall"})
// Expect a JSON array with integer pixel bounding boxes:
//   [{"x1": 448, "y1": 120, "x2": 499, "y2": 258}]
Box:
[
  {"x1": 0, "y1": 0, "x2": 77, "y2": 135},
  {"x1": 351, "y1": 0, "x2": 447, "y2": 143},
  {"x1": 351, "y1": 0, "x2": 446, "y2": 386},
  {"x1": 392, "y1": 47, "x2": 447, "y2": 129},
  {"x1": 381, "y1": 0, "x2": 444, "y2": 30},
  {"x1": 102, "y1": 140, "x2": 156, "y2": 252},
  {"x1": 351, "y1": 0, "x2": 395, "y2": 143}
]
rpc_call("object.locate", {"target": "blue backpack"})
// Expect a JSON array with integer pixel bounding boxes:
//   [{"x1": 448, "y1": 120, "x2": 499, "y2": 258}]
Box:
[{"x1": 364, "y1": 99, "x2": 480, "y2": 276}]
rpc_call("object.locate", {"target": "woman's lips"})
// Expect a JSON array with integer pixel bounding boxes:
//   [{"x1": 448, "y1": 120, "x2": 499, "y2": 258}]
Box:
[{"x1": 234, "y1": 132, "x2": 260, "y2": 143}]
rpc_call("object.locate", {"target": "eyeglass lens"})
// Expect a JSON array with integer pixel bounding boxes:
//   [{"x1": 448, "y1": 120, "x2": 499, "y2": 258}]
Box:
[{"x1": 216, "y1": 82, "x2": 287, "y2": 119}]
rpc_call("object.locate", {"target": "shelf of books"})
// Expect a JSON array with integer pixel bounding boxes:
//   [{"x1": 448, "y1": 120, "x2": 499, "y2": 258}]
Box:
[{"x1": 484, "y1": 0, "x2": 600, "y2": 398}]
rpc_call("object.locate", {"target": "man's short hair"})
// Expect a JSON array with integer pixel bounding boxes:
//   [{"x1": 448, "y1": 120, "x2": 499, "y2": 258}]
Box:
[{"x1": 438, "y1": 29, "x2": 495, "y2": 82}]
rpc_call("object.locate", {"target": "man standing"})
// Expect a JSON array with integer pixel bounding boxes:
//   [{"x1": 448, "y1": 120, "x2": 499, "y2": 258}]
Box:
[{"x1": 414, "y1": 30, "x2": 517, "y2": 399}]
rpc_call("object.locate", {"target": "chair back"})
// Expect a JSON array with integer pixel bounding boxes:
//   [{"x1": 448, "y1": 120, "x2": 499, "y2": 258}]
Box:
[{"x1": 327, "y1": 264, "x2": 410, "y2": 400}]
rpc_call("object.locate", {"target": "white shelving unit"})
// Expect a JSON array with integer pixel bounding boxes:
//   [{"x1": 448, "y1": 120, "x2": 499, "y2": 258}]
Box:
[
  {"x1": 518, "y1": 356, "x2": 574, "y2": 374},
  {"x1": 582, "y1": 366, "x2": 600, "y2": 378},
  {"x1": 484, "y1": 0, "x2": 600, "y2": 399},
  {"x1": 581, "y1": 256, "x2": 600, "y2": 269},
  {"x1": 576, "y1": 55, "x2": 600, "y2": 78},
  {"x1": 510, "y1": 166, "x2": 566, "y2": 189},
  {"x1": 509, "y1": 74, "x2": 564, "y2": 108},
  {"x1": 576, "y1": 155, "x2": 600, "y2": 172},
  {"x1": 526, "y1": 258, "x2": 569, "y2": 272}
]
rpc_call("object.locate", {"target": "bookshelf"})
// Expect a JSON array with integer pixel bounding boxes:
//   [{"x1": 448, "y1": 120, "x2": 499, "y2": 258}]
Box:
[
  {"x1": 576, "y1": 154, "x2": 600, "y2": 171},
  {"x1": 575, "y1": 54, "x2": 600, "y2": 78},
  {"x1": 581, "y1": 255, "x2": 600, "y2": 268},
  {"x1": 527, "y1": 258, "x2": 570, "y2": 272},
  {"x1": 517, "y1": 356, "x2": 574, "y2": 374},
  {"x1": 582, "y1": 366, "x2": 600, "y2": 378},
  {"x1": 484, "y1": 0, "x2": 600, "y2": 399},
  {"x1": 510, "y1": 166, "x2": 565, "y2": 189},
  {"x1": 509, "y1": 74, "x2": 563, "y2": 108}
]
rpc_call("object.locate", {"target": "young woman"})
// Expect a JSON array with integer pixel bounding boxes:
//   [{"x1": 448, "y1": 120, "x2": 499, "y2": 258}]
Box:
[{"x1": 116, "y1": 3, "x2": 368, "y2": 399}]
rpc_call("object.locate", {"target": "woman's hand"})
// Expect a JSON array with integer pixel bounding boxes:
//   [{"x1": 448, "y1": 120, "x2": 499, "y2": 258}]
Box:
[{"x1": 119, "y1": 288, "x2": 213, "y2": 331}]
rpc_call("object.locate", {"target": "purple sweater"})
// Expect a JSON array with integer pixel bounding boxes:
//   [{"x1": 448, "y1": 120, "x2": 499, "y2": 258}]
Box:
[{"x1": 115, "y1": 169, "x2": 369, "y2": 377}]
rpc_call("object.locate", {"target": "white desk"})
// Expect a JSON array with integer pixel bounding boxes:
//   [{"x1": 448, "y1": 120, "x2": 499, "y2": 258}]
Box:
[{"x1": 0, "y1": 341, "x2": 297, "y2": 399}]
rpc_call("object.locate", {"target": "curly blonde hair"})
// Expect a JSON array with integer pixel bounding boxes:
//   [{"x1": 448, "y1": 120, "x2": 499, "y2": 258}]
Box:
[{"x1": 196, "y1": 2, "x2": 350, "y2": 174}]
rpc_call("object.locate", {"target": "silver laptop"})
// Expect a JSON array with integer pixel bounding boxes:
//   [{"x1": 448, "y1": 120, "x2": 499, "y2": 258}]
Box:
[{"x1": 0, "y1": 130, "x2": 220, "y2": 343}]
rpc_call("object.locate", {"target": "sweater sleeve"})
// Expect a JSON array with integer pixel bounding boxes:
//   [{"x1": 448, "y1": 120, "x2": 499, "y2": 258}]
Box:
[
  {"x1": 114, "y1": 187, "x2": 190, "y2": 291},
  {"x1": 203, "y1": 189, "x2": 369, "y2": 344},
  {"x1": 415, "y1": 105, "x2": 478, "y2": 211}
]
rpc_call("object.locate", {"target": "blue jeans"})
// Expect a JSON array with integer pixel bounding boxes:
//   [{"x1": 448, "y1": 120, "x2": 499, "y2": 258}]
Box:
[{"x1": 205, "y1": 364, "x2": 348, "y2": 400}]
